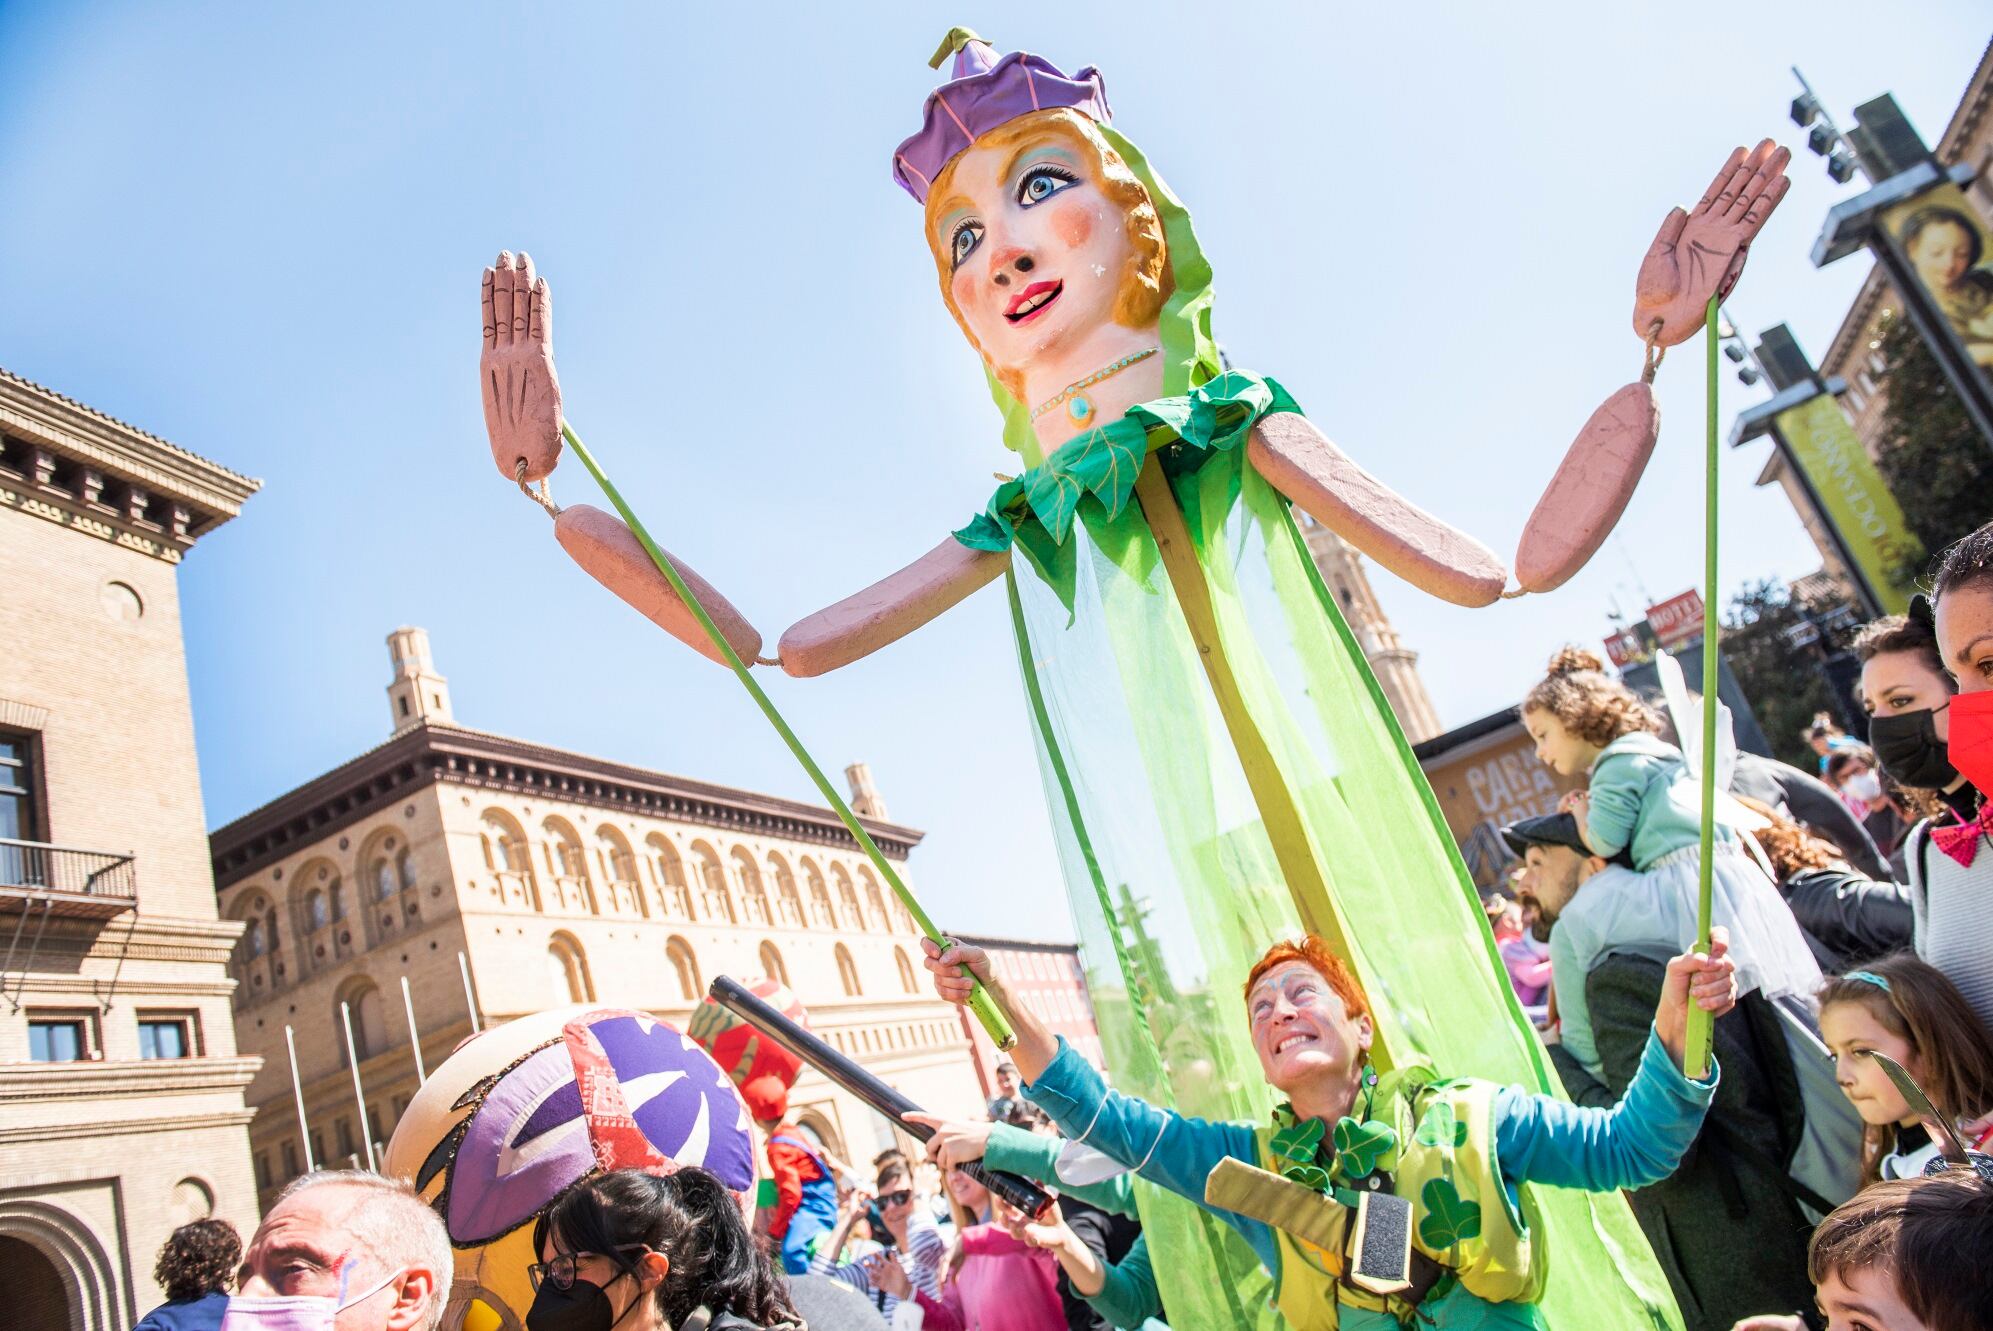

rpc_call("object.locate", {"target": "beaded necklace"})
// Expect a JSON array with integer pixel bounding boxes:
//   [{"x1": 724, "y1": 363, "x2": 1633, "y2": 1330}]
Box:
[{"x1": 1029, "y1": 347, "x2": 1159, "y2": 425}]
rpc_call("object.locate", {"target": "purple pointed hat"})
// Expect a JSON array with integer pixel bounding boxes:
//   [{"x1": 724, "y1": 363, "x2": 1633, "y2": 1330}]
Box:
[{"x1": 892, "y1": 28, "x2": 1112, "y2": 203}]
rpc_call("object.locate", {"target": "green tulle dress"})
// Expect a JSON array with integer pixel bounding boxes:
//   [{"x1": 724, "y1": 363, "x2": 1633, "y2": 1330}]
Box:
[{"x1": 952, "y1": 125, "x2": 1683, "y2": 1331}]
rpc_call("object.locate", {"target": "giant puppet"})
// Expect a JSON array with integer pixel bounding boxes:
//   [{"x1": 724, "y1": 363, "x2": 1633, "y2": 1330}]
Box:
[{"x1": 477, "y1": 29, "x2": 1789, "y2": 1329}]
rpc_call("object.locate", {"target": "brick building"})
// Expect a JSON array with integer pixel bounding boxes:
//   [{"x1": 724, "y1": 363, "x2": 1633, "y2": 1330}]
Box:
[
  {"x1": 211, "y1": 629, "x2": 986, "y2": 1209},
  {"x1": 0, "y1": 368, "x2": 262, "y2": 1330}
]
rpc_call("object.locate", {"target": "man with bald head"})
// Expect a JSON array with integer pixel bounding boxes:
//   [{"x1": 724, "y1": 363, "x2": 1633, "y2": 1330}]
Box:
[{"x1": 230, "y1": 1171, "x2": 449, "y2": 1330}]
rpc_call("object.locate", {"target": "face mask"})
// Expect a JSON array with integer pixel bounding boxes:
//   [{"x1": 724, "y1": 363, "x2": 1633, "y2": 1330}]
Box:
[
  {"x1": 219, "y1": 1268, "x2": 403, "y2": 1331},
  {"x1": 1868, "y1": 705, "x2": 1956, "y2": 791},
  {"x1": 526, "y1": 1272, "x2": 640, "y2": 1331},
  {"x1": 1844, "y1": 771, "x2": 1883, "y2": 802},
  {"x1": 1948, "y1": 692, "x2": 1993, "y2": 800}
]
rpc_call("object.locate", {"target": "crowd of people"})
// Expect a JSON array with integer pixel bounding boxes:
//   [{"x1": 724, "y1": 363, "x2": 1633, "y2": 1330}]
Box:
[{"x1": 130, "y1": 524, "x2": 1993, "y2": 1331}]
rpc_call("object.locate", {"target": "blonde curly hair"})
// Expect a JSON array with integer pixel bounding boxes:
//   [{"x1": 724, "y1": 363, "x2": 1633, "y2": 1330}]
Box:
[{"x1": 1521, "y1": 647, "x2": 1662, "y2": 748}]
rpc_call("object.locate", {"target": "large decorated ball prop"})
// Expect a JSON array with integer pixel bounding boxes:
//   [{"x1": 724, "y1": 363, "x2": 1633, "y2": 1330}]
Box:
[
  {"x1": 687, "y1": 975, "x2": 806, "y2": 1094},
  {"x1": 384, "y1": 1005, "x2": 753, "y2": 1331}
]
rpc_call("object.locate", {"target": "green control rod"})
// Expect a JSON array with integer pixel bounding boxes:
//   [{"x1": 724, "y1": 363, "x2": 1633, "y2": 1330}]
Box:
[{"x1": 559, "y1": 422, "x2": 1017, "y2": 1050}]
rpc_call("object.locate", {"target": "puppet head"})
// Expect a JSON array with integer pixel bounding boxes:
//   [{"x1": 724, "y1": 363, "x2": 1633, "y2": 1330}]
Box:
[
  {"x1": 382, "y1": 1005, "x2": 753, "y2": 1331},
  {"x1": 895, "y1": 30, "x2": 1212, "y2": 452}
]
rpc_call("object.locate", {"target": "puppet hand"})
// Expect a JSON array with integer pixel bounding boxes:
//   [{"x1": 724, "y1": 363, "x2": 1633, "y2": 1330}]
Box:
[
  {"x1": 921, "y1": 936, "x2": 991, "y2": 1007},
  {"x1": 904, "y1": 1113, "x2": 992, "y2": 1171},
  {"x1": 1631, "y1": 141, "x2": 1791, "y2": 348},
  {"x1": 482, "y1": 250, "x2": 564, "y2": 482},
  {"x1": 1656, "y1": 927, "x2": 1735, "y2": 1068}
]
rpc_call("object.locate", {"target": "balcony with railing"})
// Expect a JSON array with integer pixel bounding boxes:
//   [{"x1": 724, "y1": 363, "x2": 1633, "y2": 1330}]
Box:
[{"x1": 0, "y1": 839, "x2": 138, "y2": 918}]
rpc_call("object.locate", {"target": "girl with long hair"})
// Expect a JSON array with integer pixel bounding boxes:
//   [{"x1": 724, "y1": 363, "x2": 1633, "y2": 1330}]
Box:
[{"x1": 1817, "y1": 953, "x2": 1993, "y2": 1182}]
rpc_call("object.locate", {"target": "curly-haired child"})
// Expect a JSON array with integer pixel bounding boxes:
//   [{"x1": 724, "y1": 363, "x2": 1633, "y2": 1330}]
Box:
[{"x1": 1522, "y1": 647, "x2": 1823, "y2": 1079}]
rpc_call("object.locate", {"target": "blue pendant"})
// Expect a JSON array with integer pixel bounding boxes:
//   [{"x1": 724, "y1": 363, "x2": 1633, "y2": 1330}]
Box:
[{"x1": 1068, "y1": 394, "x2": 1092, "y2": 424}]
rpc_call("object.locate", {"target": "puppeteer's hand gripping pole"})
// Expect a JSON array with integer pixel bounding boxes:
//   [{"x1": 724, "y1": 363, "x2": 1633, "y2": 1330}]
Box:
[
  {"x1": 710, "y1": 975, "x2": 1052, "y2": 1217},
  {"x1": 556, "y1": 423, "x2": 1018, "y2": 1051}
]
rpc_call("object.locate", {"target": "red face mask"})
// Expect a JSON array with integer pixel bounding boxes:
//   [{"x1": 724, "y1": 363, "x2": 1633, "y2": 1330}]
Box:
[{"x1": 1950, "y1": 691, "x2": 1993, "y2": 801}]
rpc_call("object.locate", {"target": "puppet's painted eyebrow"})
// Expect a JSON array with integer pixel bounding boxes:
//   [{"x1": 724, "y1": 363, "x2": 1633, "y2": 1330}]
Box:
[
  {"x1": 1004, "y1": 144, "x2": 1083, "y2": 180},
  {"x1": 931, "y1": 197, "x2": 975, "y2": 240}
]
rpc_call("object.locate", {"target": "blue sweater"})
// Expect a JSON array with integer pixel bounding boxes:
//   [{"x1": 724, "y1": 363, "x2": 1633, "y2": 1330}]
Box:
[
  {"x1": 1023, "y1": 1030, "x2": 1715, "y2": 1325},
  {"x1": 134, "y1": 1292, "x2": 229, "y2": 1331}
]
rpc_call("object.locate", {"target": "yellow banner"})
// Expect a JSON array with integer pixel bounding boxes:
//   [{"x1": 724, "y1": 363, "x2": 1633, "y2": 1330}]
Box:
[{"x1": 1776, "y1": 393, "x2": 1925, "y2": 614}]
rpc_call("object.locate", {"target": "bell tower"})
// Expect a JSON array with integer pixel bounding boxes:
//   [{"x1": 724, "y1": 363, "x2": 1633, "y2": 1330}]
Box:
[
  {"x1": 1297, "y1": 517, "x2": 1444, "y2": 744},
  {"x1": 385, "y1": 625, "x2": 453, "y2": 732}
]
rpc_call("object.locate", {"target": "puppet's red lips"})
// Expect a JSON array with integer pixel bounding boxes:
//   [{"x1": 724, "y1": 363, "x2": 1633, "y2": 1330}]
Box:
[{"x1": 1005, "y1": 280, "x2": 1063, "y2": 323}]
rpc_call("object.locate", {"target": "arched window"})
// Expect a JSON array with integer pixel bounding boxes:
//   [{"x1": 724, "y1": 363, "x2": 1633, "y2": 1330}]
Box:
[
  {"x1": 666, "y1": 936, "x2": 701, "y2": 1002},
  {"x1": 894, "y1": 946, "x2": 917, "y2": 993},
  {"x1": 336, "y1": 980, "x2": 390, "y2": 1065},
  {"x1": 547, "y1": 933, "x2": 592, "y2": 1005},
  {"x1": 327, "y1": 877, "x2": 347, "y2": 922},
  {"x1": 768, "y1": 853, "x2": 805, "y2": 927},
  {"x1": 732, "y1": 848, "x2": 770, "y2": 924},
  {"x1": 834, "y1": 944, "x2": 862, "y2": 997},
  {"x1": 397, "y1": 850, "x2": 417, "y2": 892},
  {"x1": 759, "y1": 940, "x2": 791, "y2": 988},
  {"x1": 647, "y1": 834, "x2": 691, "y2": 917},
  {"x1": 542, "y1": 817, "x2": 595, "y2": 913},
  {"x1": 690, "y1": 842, "x2": 734, "y2": 923},
  {"x1": 597, "y1": 827, "x2": 638, "y2": 884},
  {"x1": 373, "y1": 858, "x2": 397, "y2": 902},
  {"x1": 243, "y1": 915, "x2": 266, "y2": 959},
  {"x1": 305, "y1": 889, "x2": 328, "y2": 932},
  {"x1": 831, "y1": 865, "x2": 862, "y2": 929},
  {"x1": 858, "y1": 867, "x2": 889, "y2": 932},
  {"x1": 482, "y1": 810, "x2": 531, "y2": 874},
  {"x1": 801, "y1": 859, "x2": 834, "y2": 926}
]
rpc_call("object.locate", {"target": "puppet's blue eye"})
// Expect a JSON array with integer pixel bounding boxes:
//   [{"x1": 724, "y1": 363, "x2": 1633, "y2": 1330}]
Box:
[
  {"x1": 951, "y1": 222, "x2": 984, "y2": 269},
  {"x1": 1018, "y1": 167, "x2": 1076, "y2": 206}
]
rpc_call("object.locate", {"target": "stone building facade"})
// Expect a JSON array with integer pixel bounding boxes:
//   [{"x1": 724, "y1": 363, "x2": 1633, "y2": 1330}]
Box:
[
  {"x1": 1758, "y1": 43, "x2": 1993, "y2": 585},
  {"x1": 0, "y1": 368, "x2": 262, "y2": 1330},
  {"x1": 211, "y1": 629, "x2": 986, "y2": 1211},
  {"x1": 1299, "y1": 515, "x2": 1445, "y2": 742},
  {"x1": 951, "y1": 933, "x2": 1104, "y2": 1098}
]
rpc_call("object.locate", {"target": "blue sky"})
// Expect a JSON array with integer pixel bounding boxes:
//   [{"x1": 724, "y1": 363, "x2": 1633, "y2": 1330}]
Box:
[{"x1": 1, "y1": 3, "x2": 1985, "y2": 938}]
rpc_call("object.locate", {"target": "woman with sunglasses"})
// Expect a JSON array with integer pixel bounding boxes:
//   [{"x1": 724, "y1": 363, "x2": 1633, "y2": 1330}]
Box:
[
  {"x1": 812, "y1": 1160, "x2": 946, "y2": 1321},
  {"x1": 527, "y1": 1167, "x2": 801, "y2": 1331}
]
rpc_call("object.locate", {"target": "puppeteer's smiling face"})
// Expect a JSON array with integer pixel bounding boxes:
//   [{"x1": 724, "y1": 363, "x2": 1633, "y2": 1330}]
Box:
[
  {"x1": 1247, "y1": 960, "x2": 1371, "y2": 1093},
  {"x1": 929, "y1": 129, "x2": 1137, "y2": 381}
]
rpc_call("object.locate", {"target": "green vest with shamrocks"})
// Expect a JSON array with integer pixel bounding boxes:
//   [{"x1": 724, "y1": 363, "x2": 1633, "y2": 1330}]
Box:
[{"x1": 1251, "y1": 1065, "x2": 1544, "y2": 1328}]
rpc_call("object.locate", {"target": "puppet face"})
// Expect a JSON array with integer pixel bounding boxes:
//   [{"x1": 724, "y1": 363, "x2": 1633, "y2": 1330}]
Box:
[
  {"x1": 1246, "y1": 960, "x2": 1372, "y2": 1092},
  {"x1": 925, "y1": 109, "x2": 1168, "y2": 396}
]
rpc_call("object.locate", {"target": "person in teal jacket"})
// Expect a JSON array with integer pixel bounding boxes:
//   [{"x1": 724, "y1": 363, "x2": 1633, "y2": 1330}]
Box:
[
  {"x1": 904, "y1": 1114, "x2": 1164, "y2": 1329},
  {"x1": 921, "y1": 928, "x2": 1737, "y2": 1330}
]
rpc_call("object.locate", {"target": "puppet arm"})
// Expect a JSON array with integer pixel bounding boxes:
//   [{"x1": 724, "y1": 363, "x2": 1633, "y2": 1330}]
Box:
[
  {"x1": 778, "y1": 538, "x2": 1010, "y2": 677},
  {"x1": 1245, "y1": 415, "x2": 1508, "y2": 607}
]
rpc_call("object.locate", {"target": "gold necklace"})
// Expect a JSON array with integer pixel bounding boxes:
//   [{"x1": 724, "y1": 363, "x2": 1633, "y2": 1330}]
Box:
[{"x1": 1029, "y1": 347, "x2": 1159, "y2": 425}]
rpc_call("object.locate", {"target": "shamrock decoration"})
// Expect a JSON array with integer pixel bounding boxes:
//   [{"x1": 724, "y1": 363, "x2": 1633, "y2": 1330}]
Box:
[
  {"x1": 1332, "y1": 1116, "x2": 1397, "y2": 1181},
  {"x1": 1270, "y1": 1116, "x2": 1325, "y2": 1169},
  {"x1": 1414, "y1": 1101, "x2": 1469, "y2": 1151},
  {"x1": 1418, "y1": 1177, "x2": 1482, "y2": 1252}
]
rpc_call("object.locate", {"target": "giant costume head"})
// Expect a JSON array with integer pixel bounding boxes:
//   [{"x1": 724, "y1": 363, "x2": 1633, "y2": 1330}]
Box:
[{"x1": 383, "y1": 1006, "x2": 754, "y2": 1331}]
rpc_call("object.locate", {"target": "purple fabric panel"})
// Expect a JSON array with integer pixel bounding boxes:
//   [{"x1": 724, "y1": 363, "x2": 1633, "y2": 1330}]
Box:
[{"x1": 892, "y1": 50, "x2": 1112, "y2": 202}]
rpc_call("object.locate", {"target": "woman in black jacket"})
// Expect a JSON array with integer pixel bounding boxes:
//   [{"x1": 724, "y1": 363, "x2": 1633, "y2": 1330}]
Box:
[{"x1": 1742, "y1": 799, "x2": 1913, "y2": 974}]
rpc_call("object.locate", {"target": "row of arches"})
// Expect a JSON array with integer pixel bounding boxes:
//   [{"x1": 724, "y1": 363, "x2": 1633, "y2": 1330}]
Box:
[
  {"x1": 477, "y1": 810, "x2": 917, "y2": 938},
  {"x1": 227, "y1": 826, "x2": 426, "y2": 999},
  {"x1": 543, "y1": 932, "x2": 921, "y2": 1006}
]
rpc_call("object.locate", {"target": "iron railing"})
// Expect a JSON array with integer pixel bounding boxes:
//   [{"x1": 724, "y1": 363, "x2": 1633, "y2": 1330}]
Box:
[{"x1": 0, "y1": 838, "x2": 138, "y2": 899}]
